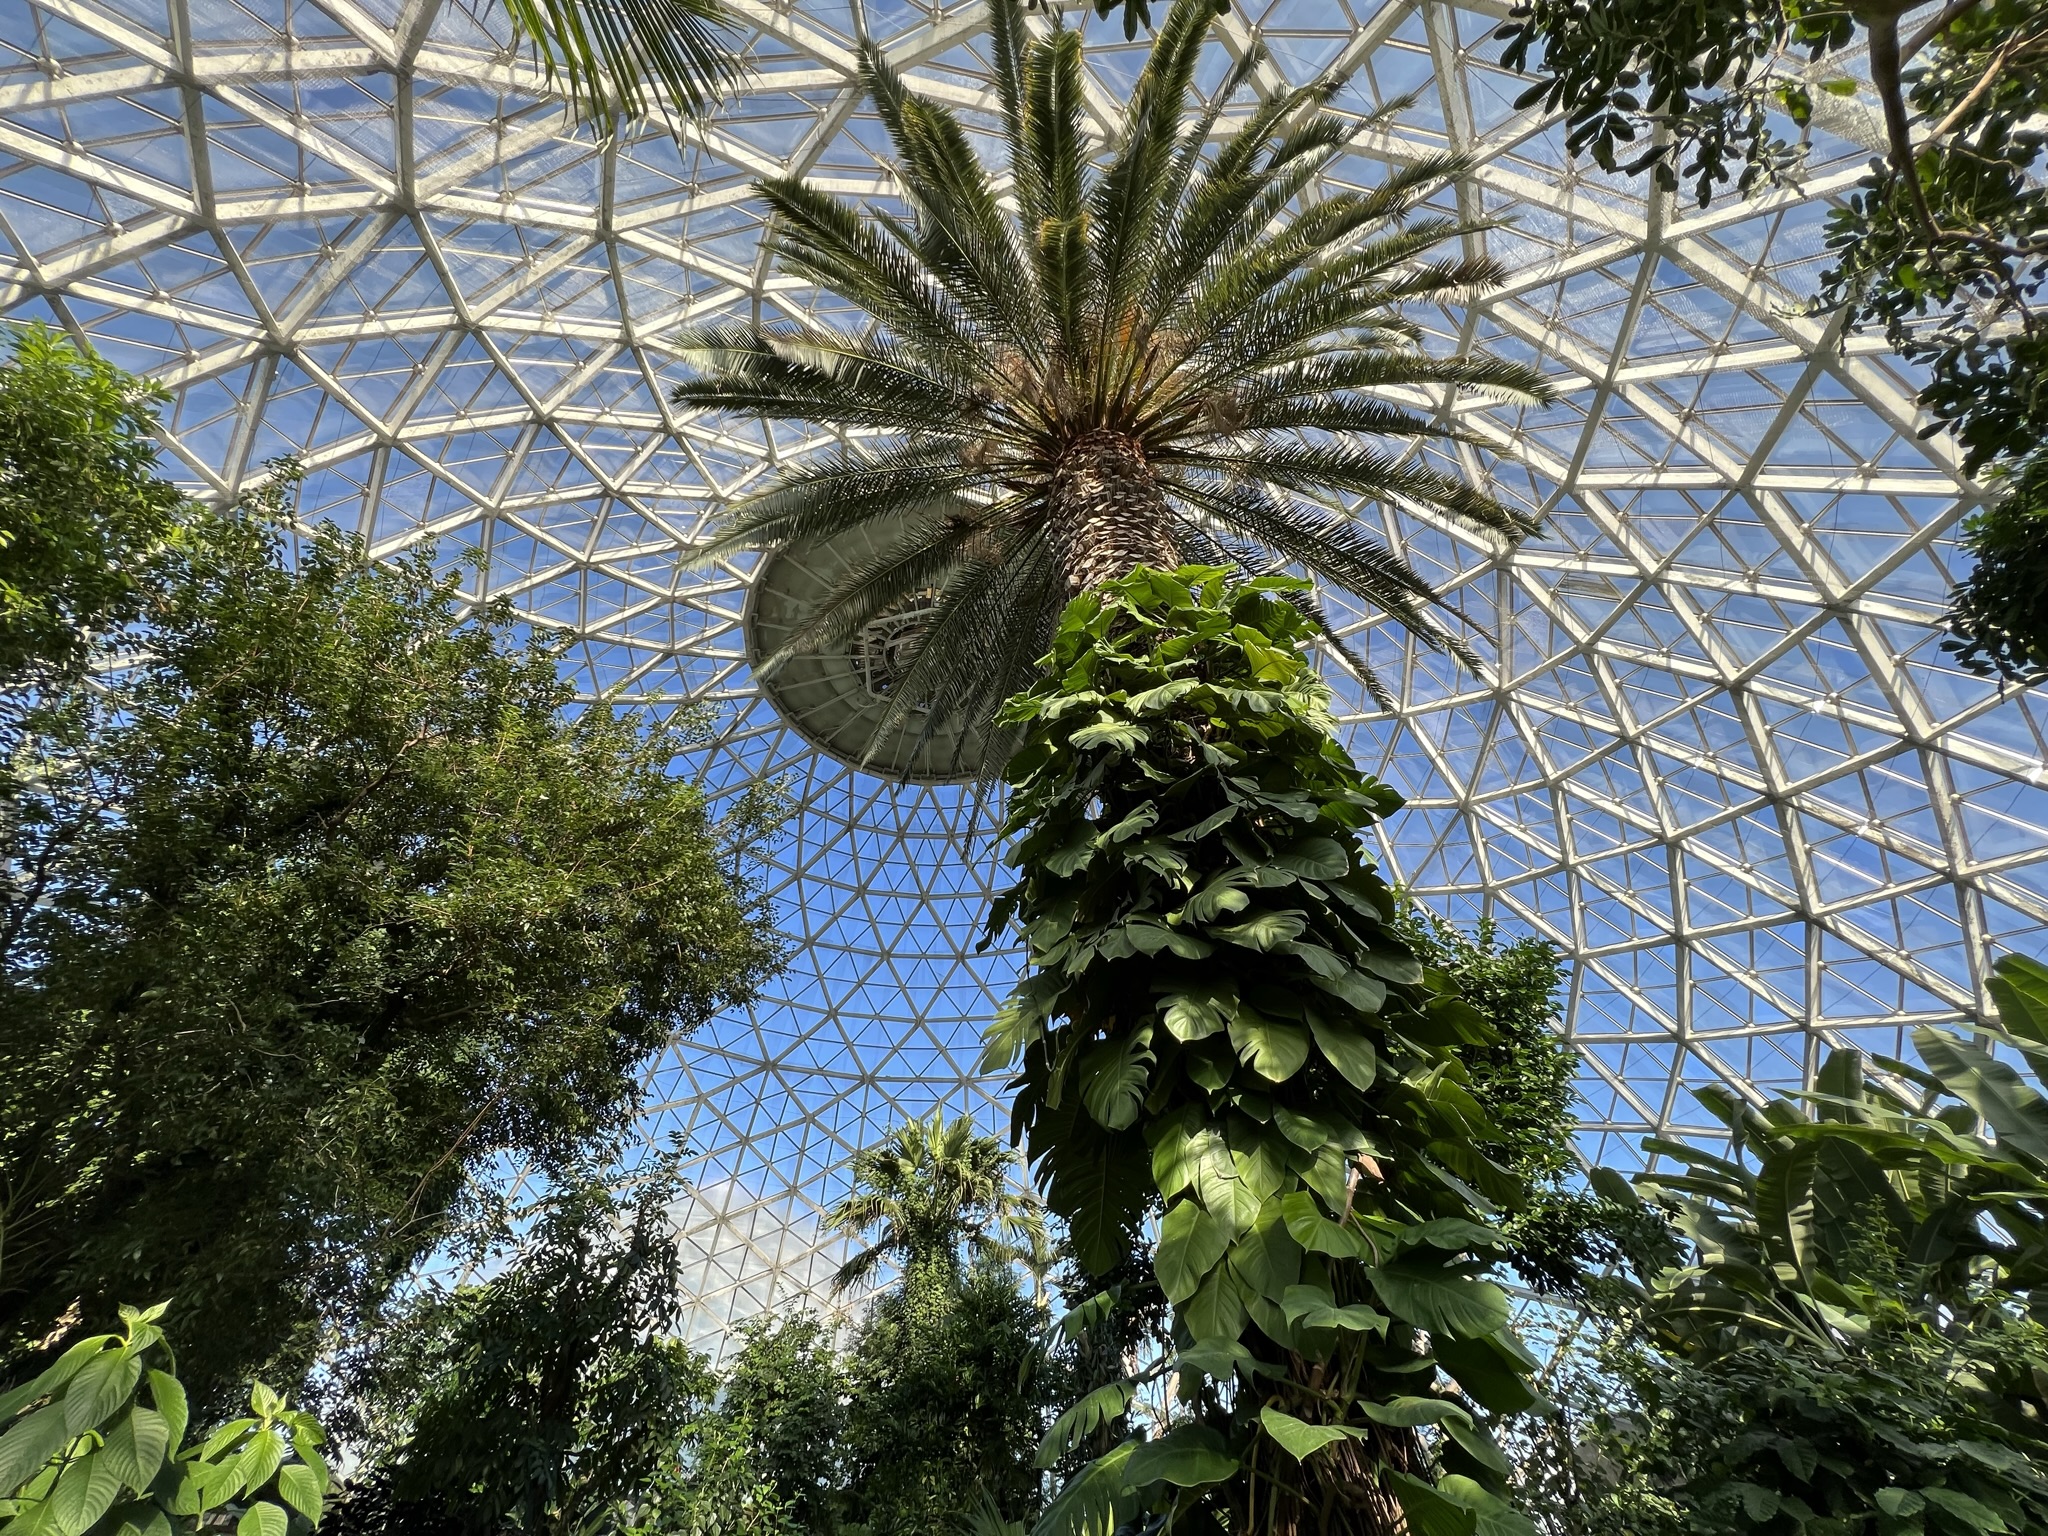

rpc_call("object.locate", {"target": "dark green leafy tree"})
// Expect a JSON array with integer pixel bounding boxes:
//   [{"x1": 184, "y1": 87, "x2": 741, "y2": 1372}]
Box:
[
  {"x1": 327, "y1": 1156, "x2": 718, "y2": 1536},
  {"x1": 1516, "y1": 952, "x2": 2048, "y2": 1534},
  {"x1": 697, "y1": 1318, "x2": 845, "y2": 1536},
  {"x1": 839, "y1": 1263, "x2": 1063, "y2": 1536},
  {"x1": 1398, "y1": 911, "x2": 1674, "y2": 1293},
  {"x1": 988, "y1": 569, "x2": 1540, "y2": 1536},
  {"x1": 667, "y1": 0, "x2": 1548, "y2": 775},
  {"x1": 0, "y1": 327, "x2": 184, "y2": 682},
  {"x1": 1496, "y1": 0, "x2": 2048, "y2": 680},
  {"x1": 0, "y1": 363, "x2": 784, "y2": 1407},
  {"x1": 0, "y1": 1304, "x2": 330, "y2": 1536}
]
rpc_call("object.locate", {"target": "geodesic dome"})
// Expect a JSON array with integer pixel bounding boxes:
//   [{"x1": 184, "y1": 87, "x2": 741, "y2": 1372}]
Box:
[{"x1": 1, "y1": 0, "x2": 2029, "y2": 1352}]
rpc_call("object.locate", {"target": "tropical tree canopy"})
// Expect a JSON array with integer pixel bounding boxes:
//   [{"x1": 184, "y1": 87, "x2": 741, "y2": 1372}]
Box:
[
  {"x1": 669, "y1": 0, "x2": 1550, "y2": 774},
  {"x1": 823, "y1": 1111, "x2": 1047, "y2": 1293}
]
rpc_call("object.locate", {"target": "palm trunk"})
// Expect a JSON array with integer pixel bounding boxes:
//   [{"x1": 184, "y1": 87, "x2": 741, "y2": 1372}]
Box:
[{"x1": 1048, "y1": 428, "x2": 1178, "y2": 593}]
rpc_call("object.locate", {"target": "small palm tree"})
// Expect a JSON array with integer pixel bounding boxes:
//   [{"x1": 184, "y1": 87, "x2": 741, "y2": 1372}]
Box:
[
  {"x1": 670, "y1": 0, "x2": 1549, "y2": 776},
  {"x1": 825, "y1": 1111, "x2": 1047, "y2": 1294}
]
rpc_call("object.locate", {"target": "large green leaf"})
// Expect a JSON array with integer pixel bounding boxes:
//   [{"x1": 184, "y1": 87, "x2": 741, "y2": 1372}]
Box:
[
  {"x1": 1157, "y1": 1200, "x2": 1230, "y2": 1303},
  {"x1": 1079, "y1": 1031, "x2": 1154, "y2": 1130},
  {"x1": 1211, "y1": 910, "x2": 1307, "y2": 952},
  {"x1": 0, "y1": 1405, "x2": 73, "y2": 1496},
  {"x1": 96, "y1": 1408, "x2": 169, "y2": 1494},
  {"x1": 1120, "y1": 1426, "x2": 1237, "y2": 1490},
  {"x1": 62, "y1": 1352, "x2": 140, "y2": 1437},
  {"x1": 1227, "y1": 1008, "x2": 1308, "y2": 1082},
  {"x1": 1257, "y1": 1407, "x2": 1351, "y2": 1462},
  {"x1": 1306, "y1": 1014, "x2": 1376, "y2": 1089},
  {"x1": 46, "y1": 1451, "x2": 123, "y2": 1536}
]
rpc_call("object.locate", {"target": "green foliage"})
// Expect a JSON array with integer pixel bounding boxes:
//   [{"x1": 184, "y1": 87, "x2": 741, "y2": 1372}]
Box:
[
  {"x1": 1631, "y1": 956, "x2": 2048, "y2": 1354},
  {"x1": 0, "y1": 397, "x2": 783, "y2": 1406},
  {"x1": 1539, "y1": 1321, "x2": 2048, "y2": 1536},
  {"x1": 0, "y1": 327, "x2": 184, "y2": 680},
  {"x1": 987, "y1": 567, "x2": 1539, "y2": 1536},
  {"x1": 673, "y1": 0, "x2": 1548, "y2": 775},
  {"x1": 0, "y1": 1305, "x2": 328, "y2": 1536},
  {"x1": 1519, "y1": 952, "x2": 2048, "y2": 1534},
  {"x1": 840, "y1": 1263, "x2": 1065, "y2": 1536},
  {"x1": 327, "y1": 1156, "x2": 717, "y2": 1536},
  {"x1": 1497, "y1": 0, "x2": 2048, "y2": 682},
  {"x1": 824, "y1": 1114, "x2": 1046, "y2": 1294},
  {"x1": 704, "y1": 1319, "x2": 845, "y2": 1536},
  {"x1": 631, "y1": 1415, "x2": 802, "y2": 1536},
  {"x1": 1398, "y1": 911, "x2": 1675, "y2": 1294},
  {"x1": 505, "y1": 0, "x2": 740, "y2": 125},
  {"x1": 1494, "y1": 0, "x2": 1852, "y2": 203}
]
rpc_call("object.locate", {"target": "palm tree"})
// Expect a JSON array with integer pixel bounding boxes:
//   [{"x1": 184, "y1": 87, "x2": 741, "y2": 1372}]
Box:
[
  {"x1": 824, "y1": 1111, "x2": 1047, "y2": 1294},
  {"x1": 670, "y1": 0, "x2": 1550, "y2": 776}
]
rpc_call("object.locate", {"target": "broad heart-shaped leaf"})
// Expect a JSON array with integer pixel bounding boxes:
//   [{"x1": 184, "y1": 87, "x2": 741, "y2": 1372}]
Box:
[
  {"x1": 1391, "y1": 1473, "x2": 1536, "y2": 1536},
  {"x1": 1307, "y1": 1014, "x2": 1376, "y2": 1090},
  {"x1": 97, "y1": 1407, "x2": 170, "y2": 1493},
  {"x1": 236, "y1": 1501, "x2": 288, "y2": 1536},
  {"x1": 1120, "y1": 1426, "x2": 1237, "y2": 1491},
  {"x1": 1227, "y1": 1008, "x2": 1308, "y2": 1083},
  {"x1": 1358, "y1": 1396, "x2": 1470, "y2": 1429},
  {"x1": 1280, "y1": 1191, "x2": 1375, "y2": 1260},
  {"x1": 1156, "y1": 1200, "x2": 1229, "y2": 1303},
  {"x1": 1269, "y1": 837, "x2": 1348, "y2": 880},
  {"x1": 1370, "y1": 1260, "x2": 1511, "y2": 1341},
  {"x1": 1070, "y1": 717, "x2": 1148, "y2": 753},
  {"x1": 1079, "y1": 1030, "x2": 1153, "y2": 1130},
  {"x1": 1211, "y1": 910, "x2": 1306, "y2": 952},
  {"x1": 1258, "y1": 1407, "x2": 1352, "y2": 1462},
  {"x1": 1434, "y1": 1335, "x2": 1545, "y2": 1416},
  {"x1": 1406, "y1": 1218, "x2": 1506, "y2": 1253},
  {"x1": 0, "y1": 1404, "x2": 73, "y2": 1495},
  {"x1": 1159, "y1": 989, "x2": 1229, "y2": 1043}
]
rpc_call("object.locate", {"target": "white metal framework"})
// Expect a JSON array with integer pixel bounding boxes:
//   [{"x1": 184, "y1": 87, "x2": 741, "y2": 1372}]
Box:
[{"x1": 0, "y1": 0, "x2": 2028, "y2": 1350}]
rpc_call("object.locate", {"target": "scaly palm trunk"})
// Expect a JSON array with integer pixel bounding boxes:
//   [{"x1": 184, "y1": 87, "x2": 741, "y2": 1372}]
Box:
[{"x1": 1048, "y1": 428, "x2": 1179, "y2": 593}]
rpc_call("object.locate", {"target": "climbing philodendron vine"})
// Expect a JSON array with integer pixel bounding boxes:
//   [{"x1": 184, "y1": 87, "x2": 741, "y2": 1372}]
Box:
[{"x1": 983, "y1": 569, "x2": 1540, "y2": 1536}]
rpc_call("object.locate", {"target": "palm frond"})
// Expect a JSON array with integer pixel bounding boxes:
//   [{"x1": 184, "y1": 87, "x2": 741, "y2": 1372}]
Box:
[
  {"x1": 1020, "y1": 26, "x2": 1092, "y2": 363},
  {"x1": 670, "y1": 323, "x2": 986, "y2": 428},
  {"x1": 859, "y1": 40, "x2": 1044, "y2": 356},
  {"x1": 695, "y1": 445, "x2": 988, "y2": 562},
  {"x1": 754, "y1": 178, "x2": 989, "y2": 374},
  {"x1": 687, "y1": 0, "x2": 1555, "y2": 758},
  {"x1": 507, "y1": 0, "x2": 742, "y2": 123},
  {"x1": 1181, "y1": 439, "x2": 1535, "y2": 540},
  {"x1": 864, "y1": 543, "x2": 1059, "y2": 771},
  {"x1": 1087, "y1": 0, "x2": 1215, "y2": 382},
  {"x1": 756, "y1": 505, "x2": 1009, "y2": 673}
]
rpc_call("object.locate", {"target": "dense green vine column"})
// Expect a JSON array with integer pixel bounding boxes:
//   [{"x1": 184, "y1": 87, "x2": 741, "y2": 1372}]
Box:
[{"x1": 982, "y1": 569, "x2": 1542, "y2": 1536}]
